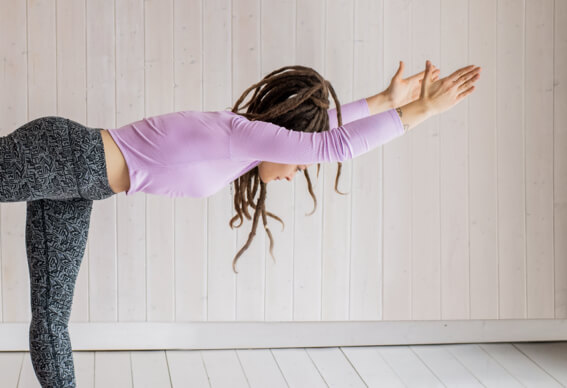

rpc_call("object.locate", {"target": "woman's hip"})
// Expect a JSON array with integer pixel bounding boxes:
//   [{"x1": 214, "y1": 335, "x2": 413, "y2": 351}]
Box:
[{"x1": 0, "y1": 116, "x2": 115, "y2": 202}]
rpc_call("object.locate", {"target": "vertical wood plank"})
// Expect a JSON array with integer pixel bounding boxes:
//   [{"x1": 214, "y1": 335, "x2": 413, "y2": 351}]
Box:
[
  {"x1": 86, "y1": 0, "x2": 117, "y2": 322},
  {"x1": 56, "y1": 0, "x2": 88, "y2": 123},
  {"x1": 350, "y1": 0, "x2": 384, "y2": 321},
  {"x1": 294, "y1": 0, "x2": 325, "y2": 322},
  {"x1": 233, "y1": 0, "x2": 264, "y2": 321},
  {"x1": 57, "y1": 0, "x2": 90, "y2": 323},
  {"x1": 525, "y1": 0, "x2": 555, "y2": 319},
  {"x1": 145, "y1": 0, "x2": 175, "y2": 322},
  {"x1": 10, "y1": 0, "x2": 57, "y2": 328},
  {"x1": 173, "y1": 0, "x2": 208, "y2": 322},
  {"x1": 204, "y1": 0, "x2": 234, "y2": 321},
  {"x1": 382, "y1": 0, "x2": 412, "y2": 320},
  {"x1": 497, "y1": 0, "x2": 527, "y2": 319},
  {"x1": 439, "y1": 0, "x2": 470, "y2": 320},
  {"x1": 261, "y1": 0, "x2": 296, "y2": 322},
  {"x1": 409, "y1": 0, "x2": 442, "y2": 321},
  {"x1": 469, "y1": 0, "x2": 499, "y2": 319},
  {"x1": 555, "y1": 0, "x2": 567, "y2": 319},
  {"x1": 0, "y1": 0, "x2": 28, "y2": 325},
  {"x1": 28, "y1": 0, "x2": 56, "y2": 117},
  {"x1": 115, "y1": 0, "x2": 147, "y2": 322},
  {"x1": 0, "y1": 1, "x2": 25, "y2": 322},
  {"x1": 322, "y1": 0, "x2": 354, "y2": 322},
  {"x1": 0, "y1": 2, "x2": 40, "y2": 322}
]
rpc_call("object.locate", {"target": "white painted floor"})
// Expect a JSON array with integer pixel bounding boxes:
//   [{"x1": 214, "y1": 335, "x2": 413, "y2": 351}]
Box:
[{"x1": 1, "y1": 342, "x2": 565, "y2": 387}]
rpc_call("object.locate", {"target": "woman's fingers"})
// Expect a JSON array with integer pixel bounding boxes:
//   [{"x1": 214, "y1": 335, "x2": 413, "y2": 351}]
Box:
[
  {"x1": 456, "y1": 71, "x2": 481, "y2": 92},
  {"x1": 449, "y1": 64, "x2": 477, "y2": 83},
  {"x1": 432, "y1": 69, "x2": 440, "y2": 80},
  {"x1": 419, "y1": 67, "x2": 439, "y2": 84},
  {"x1": 455, "y1": 67, "x2": 481, "y2": 85},
  {"x1": 457, "y1": 85, "x2": 476, "y2": 101}
]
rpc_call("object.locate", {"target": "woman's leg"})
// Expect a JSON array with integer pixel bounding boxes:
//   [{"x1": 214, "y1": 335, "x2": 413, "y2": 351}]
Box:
[
  {"x1": 0, "y1": 116, "x2": 116, "y2": 386},
  {"x1": 25, "y1": 197, "x2": 93, "y2": 388}
]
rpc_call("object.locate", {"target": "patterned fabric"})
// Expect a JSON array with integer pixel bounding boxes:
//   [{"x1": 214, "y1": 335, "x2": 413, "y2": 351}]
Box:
[{"x1": 0, "y1": 116, "x2": 115, "y2": 387}]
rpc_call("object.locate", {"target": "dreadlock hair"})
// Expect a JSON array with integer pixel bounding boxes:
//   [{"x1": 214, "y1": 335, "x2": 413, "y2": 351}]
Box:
[{"x1": 229, "y1": 65, "x2": 347, "y2": 274}]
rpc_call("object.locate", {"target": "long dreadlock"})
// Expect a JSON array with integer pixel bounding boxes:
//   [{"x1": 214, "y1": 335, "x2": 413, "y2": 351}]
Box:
[{"x1": 229, "y1": 65, "x2": 347, "y2": 273}]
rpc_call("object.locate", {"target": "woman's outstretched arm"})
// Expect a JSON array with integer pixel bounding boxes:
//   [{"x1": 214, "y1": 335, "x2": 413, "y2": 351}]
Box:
[
  {"x1": 230, "y1": 107, "x2": 404, "y2": 165},
  {"x1": 326, "y1": 61, "x2": 439, "y2": 125}
]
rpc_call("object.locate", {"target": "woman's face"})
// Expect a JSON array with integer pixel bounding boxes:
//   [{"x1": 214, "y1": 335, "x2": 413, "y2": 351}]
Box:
[{"x1": 258, "y1": 161, "x2": 311, "y2": 183}]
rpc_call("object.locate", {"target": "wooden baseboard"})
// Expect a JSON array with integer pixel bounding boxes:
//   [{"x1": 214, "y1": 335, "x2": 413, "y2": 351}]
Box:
[{"x1": 0, "y1": 319, "x2": 565, "y2": 351}]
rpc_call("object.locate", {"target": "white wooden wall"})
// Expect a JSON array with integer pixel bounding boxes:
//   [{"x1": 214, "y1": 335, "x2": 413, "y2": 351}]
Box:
[{"x1": 0, "y1": 0, "x2": 566, "y2": 348}]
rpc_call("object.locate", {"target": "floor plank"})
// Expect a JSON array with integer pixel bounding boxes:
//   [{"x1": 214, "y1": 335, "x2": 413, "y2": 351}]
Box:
[
  {"x1": 94, "y1": 351, "x2": 133, "y2": 388},
  {"x1": 74, "y1": 352, "x2": 95, "y2": 388},
  {"x1": 1, "y1": 343, "x2": 565, "y2": 388},
  {"x1": 409, "y1": 344, "x2": 483, "y2": 387},
  {"x1": 17, "y1": 355, "x2": 41, "y2": 388},
  {"x1": 376, "y1": 345, "x2": 444, "y2": 387},
  {"x1": 166, "y1": 350, "x2": 211, "y2": 388},
  {"x1": 0, "y1": 352, "x2": 24, "y2": 388},
  {"x1": 446, "y1": 344, "x2": 522, "y2": 387},
  {"x1": 514, "y1": 341, "x2": 567, "y2": 386},
  {"x1": 341, "y1": 346, "x2": 406, "y2": 387},
  {"x1": 271, "y1": 348, "x2": 328, "y2": 388},
  {"x1": 200, "y1": 349, "x2": 249, "y2": 388},
  {"x1": 306, "y1": 347, "x2": 366, "y2": 388},
  {"x1": 480, "y1": 343, "x2": 563, "y2": 387},
  {"x1": 236, "y1": 349, "x2": 288, "y2": 388},
  {"x1": 131, "y1": 351, "x2": 171, "y2": 388}
]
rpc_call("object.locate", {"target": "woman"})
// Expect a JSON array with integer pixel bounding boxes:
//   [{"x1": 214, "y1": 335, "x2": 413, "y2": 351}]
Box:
[{"x1": 1, "y1": 60, "x2": 480, "y2": 387}]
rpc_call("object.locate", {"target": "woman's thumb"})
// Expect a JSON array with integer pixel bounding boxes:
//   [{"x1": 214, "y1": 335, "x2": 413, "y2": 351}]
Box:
[{"x1": 394, "y1": 60, "x2": 404, "y2": 78}]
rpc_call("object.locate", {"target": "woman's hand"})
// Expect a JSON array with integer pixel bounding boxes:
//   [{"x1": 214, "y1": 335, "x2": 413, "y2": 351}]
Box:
[
  {"x1": 385, "y1": 60, "x2": 440, "y2": 108},
  {"x1": 420, "y1": 60, "x2": 482, "y2": 116}
]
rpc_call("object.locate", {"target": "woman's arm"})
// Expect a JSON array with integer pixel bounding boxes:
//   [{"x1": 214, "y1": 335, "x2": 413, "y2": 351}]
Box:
[
  {"x1": 326, "y1": 91, "x2": 394, "y2": 129},
  {"x1": 229, "y1": 107, "x2": 404, "y2": 165},
  {"x1": 395, "y1": 100, "x2": 431, "y2": 133},
  {"x1": 365, "y1": 91, "x2": 395, "y2": 115}
]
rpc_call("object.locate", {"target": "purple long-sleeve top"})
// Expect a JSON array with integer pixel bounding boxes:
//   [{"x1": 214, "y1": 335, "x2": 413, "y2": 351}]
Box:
[{"x1": 106, "y1": 98, "x2": 404, "y2": 198}]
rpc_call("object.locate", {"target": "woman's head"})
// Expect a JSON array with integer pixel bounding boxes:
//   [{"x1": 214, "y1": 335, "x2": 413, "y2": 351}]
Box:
[
  {"x1": 229, "y1": 65, "x2": 348, "y2": 273},
  {"x1": 257, "y1": 162, "x2": 310, "y2": 183}
]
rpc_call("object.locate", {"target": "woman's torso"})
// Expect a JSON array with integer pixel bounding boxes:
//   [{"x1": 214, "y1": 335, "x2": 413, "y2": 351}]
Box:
[{"x1": 100, "y1": 129, "x2": 130, "y2": 194}]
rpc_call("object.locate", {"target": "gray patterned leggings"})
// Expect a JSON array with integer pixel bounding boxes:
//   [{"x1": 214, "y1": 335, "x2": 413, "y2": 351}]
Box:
[{"x1": 0, "y1": 116, "x2": 116, "y2": 387}]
